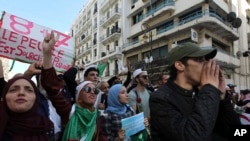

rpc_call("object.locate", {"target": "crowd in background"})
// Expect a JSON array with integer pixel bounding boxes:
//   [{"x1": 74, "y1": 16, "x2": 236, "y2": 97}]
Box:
[{"x1": 0, "y1": 32, "x2": 250, "y2": 141}]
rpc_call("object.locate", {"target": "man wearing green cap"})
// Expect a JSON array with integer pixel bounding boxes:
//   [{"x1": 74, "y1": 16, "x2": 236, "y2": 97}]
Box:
[{"x1": 149, "y1": 42, "x2": 240, "y2": 141}]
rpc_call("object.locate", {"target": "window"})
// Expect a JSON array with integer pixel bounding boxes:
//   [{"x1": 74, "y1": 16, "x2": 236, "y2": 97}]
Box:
[
  {"x1": 94, "y1": 49, "x2": 97, "y2": 56},
  {"x1": 93, "y1": 33, "x2": 97, "y2": 45},
  {"x1": 142, "y1": 46, "x2": 168, "y2": 59},
  {"x1": 107, "y1": 45, "x2": 110, "y2": 51},
  {"x1": 106, "y1": 27, "x2": 110, "y2": 37},
  {"x1": 115, "y1": 4, "x2": 119, "y2": 12},
  {"x1": 94, "y1": 18, "x2": 97, "y2": 28},
  {"x1": 115, "y1": 40, "x2": 119, "y2": 46},
  {"x1": 93, "y1": 3, "x2": 97, "y2": 14},
  {"x1": 132, "y1": 11, "x2": 143, "y2": 25},
  {"x1": 81, "y1": 34, "x2": 85, "y2": 40},
  {"x1": 107, "y1": 11, "x2": 110, "y2": 19}
]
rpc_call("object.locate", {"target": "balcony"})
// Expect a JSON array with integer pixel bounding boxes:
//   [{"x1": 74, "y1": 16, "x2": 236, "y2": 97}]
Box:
[
  {"x1": 100, "y1": 8, "x2": 121, "y2": 28},
  {"x1": 90, "y1": 47, "x2": 122, "y2": 64},
  {"x1": 78, "y1": 33, "x2": 91, "y2": 46},
  {"x1": 123, "y1": 9, "x2": 239, "y2": 51},
  {"x1": 77, "y1": 18, "x2": 91, "y2": 36},
  {"x1": 100, "y1": 27, "x2": 121, "y2": 45},
  {"x1": 215, "y1": 49, "x2": 240, "y2": 70},
  {"x1": 100, "y1": 0, "x2": 117, "y2": 12},
  {"x1": 143, "y1": 0, "x2": 175, "y2": 23},
  {"x1": 131, "y1": 57, "x2": 168, "y2": 73},
  {"x1": 102, "y1": 46, "x2": 122, "y2": 60},
  {"x1": 92, "y1": 56, "x2": 97, "y2": 62},
  {"x1": 77, "y1": 47, "x2": 91, "y2": 59}
]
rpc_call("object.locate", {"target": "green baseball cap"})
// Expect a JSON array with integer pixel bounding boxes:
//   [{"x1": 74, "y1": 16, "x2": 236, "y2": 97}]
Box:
[{"x1": 167, "y1": 42, "x2": 217, "y2": 66}]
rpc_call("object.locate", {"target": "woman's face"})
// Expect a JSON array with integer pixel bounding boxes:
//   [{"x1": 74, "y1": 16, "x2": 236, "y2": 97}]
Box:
[
  {"x1": 78, "y1": 83, "x2": 98, "y2": 107},
  {"x1": 119, "y1": 86, "x2": 128, "y2": 104},
  {"x1": 5, "y1": 79, "x2": 36, "y2": 113}
]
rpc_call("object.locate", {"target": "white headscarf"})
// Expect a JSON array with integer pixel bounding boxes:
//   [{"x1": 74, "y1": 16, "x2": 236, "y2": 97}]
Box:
[{"x1": 75, "y1": 81, "x2": 93, "y2": 101}]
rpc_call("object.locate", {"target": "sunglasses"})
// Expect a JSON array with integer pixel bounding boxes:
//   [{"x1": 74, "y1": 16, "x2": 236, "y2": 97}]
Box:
[
  {"x1": 140, "y1": 75, "x2": 149, "y2": 79},
  {"x1": 82, "y1": 86, "x2": 99, "y2": 95}
]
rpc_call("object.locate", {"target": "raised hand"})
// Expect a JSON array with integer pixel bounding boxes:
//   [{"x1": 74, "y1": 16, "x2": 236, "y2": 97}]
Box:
[
  {"x1": 42, "y1": 31, "x2": 58, "y2": 69},
  {"x1": 23, "y1": 62, "x2": 43, "y2": 79},
  {"x1": 218, "y1": 69, "x2": 226, "y2": 100},
  {"x1": 42, "y1": 31, "x2": 57, "y2": 55},
  {"x1": 200, "y1": 59, "x2": 220, "y2": 89}
]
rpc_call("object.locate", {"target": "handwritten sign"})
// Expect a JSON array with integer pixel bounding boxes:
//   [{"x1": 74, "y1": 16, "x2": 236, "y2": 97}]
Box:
[
  {"x1": 121, "y1": 112, "x2": 145, "y2": 138},
  {"x1": 0, "y1": 11, "x2": 75, "y2": 71}
]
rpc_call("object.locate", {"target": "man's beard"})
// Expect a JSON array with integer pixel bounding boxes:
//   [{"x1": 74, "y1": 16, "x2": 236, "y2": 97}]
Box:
[{"x1": 139, "y1": 79, "x2": 148, "y2": 87}]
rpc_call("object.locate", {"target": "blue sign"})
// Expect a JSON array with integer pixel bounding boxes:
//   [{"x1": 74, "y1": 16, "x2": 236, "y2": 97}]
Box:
[{"x1": 121, "y1": 112, "x2": 145, "y2": 138}]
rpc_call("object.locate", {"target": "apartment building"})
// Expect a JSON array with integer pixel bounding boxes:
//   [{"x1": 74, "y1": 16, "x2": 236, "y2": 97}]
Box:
[
  {"x1": 72, "y1": 0, "x2": 250, "y2": 90},
  {"x1": 71, "y1": 0, "x2": 123, "y2": 81}
]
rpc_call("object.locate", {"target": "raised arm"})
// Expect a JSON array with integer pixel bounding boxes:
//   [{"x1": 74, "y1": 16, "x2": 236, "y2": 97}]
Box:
[{"x1": 41, "y1": 31, "x2": 71, "y2": 126}]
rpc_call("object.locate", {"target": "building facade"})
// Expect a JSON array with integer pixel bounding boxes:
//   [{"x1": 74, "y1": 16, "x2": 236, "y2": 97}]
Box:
[
  {"x1": 71, "y1": 0, "x2": 250, "y2": 91},
  {"x1": 71, "y1": 0, "x2": 124, "y2": 81}
]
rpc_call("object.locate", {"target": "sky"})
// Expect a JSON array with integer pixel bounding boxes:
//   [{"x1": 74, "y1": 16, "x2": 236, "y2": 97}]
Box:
[{"x1": 0, "y1": 0, "x2": 88, "y2": 78}]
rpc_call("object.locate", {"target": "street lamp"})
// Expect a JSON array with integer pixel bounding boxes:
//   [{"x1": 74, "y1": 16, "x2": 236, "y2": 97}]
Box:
[{"x1": 141, "y1": 22, "x2": 153, "y2": 79}]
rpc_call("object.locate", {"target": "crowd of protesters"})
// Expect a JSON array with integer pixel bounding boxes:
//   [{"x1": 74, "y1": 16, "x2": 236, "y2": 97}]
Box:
[{"x1": 0, "y1": 31, "x2": 250, "y2": 141}]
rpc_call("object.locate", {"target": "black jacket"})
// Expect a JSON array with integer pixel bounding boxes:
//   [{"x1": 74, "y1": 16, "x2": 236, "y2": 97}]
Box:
[{"x1": 149, "y1": 80, "x2": 240, "y2": 141}]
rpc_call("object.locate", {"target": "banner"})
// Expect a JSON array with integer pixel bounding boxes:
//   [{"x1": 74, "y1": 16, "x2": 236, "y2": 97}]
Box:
[
  {"x1": 0, "y1": 11, "x2": 75, "y2": 71},
  {"x1": 121, "y1": 112, "x2": 145, "y2": 138}
]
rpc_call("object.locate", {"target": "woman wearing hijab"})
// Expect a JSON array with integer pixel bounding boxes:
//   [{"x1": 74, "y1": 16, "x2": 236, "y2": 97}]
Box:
[
  {"x1": 40, "y1": 31, "x2": 101, "y2": 141},
  {"x1": 102, "y1": 84, "x2": 149, "y2": 141},
  {"x1": 61, "y1": 81, "x2": 99, "y2": 141},
  {"x1": 0, "y1": 76, "x2": 54, "y2": 141}
]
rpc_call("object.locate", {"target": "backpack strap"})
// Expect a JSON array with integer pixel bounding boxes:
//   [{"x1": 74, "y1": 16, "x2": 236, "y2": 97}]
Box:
[{"x1": 133, "y1": 89, "x2": 140, "y2": 114}]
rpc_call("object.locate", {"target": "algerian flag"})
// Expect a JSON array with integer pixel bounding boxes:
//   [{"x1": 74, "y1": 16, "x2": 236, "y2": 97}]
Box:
[{"x1": 97, "y1": 59, "x2": 111, "y2": 77}]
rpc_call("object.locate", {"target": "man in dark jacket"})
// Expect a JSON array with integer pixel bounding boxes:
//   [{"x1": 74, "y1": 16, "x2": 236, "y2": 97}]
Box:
[{"x1": 149, "y1": 42, "x2": 241, "y2": 141}]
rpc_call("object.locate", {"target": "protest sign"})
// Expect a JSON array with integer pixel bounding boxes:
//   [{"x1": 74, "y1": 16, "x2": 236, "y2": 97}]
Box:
[
  {"x1": 0, "y1": 11, "x2": 75, "y2": 71},
  {"x1": 121, "y1": 112, "x2": 145, "y2": 138}
]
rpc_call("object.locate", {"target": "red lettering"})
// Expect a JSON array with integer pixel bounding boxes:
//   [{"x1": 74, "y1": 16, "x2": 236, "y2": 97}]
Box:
[
  {"x1": 54, "y1": 31, "x2": 70, "y2": 47},
  {"x1": 9, "y1": 15, "x2": 34, "y2": 35},
  {"x1": 52, "y1": 57, "x2": 60, "y2": 65},
  {"x1": 20, "y1": 36, "x2": 29, "y2": 45},
  {"x1": 52, "y1": 57, "x2": 70, "y2": 70},
  {"x1": 15, "y1": 45, "x2": 41, "y2": 61},
  {"x1": 0, "y1": 29, "x2": 18, "y2": 43},
  {"x1": 9, "y1": 32, "x2": 18, "y2": 42},
  {"x1": 29, "y1": 38, "x2": 38, "y2": 49},
  {"x1": 1, "y1": 29, "x2": 8, "y2": 40},
  {"x1": 15, "y1": 45, "x2": 26, "y2": 56},
  {"x1": 0, "y1": 41, "x2": 16, "y2": 54},
  {"x1": 56, "y1": 50, "x2": 64, "y2": 58}
]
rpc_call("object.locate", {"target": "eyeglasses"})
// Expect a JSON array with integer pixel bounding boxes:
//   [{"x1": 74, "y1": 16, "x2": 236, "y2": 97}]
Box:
[
  {"x1": 82, "y1": 86, "x2": 99, "y2": 95},
  {"x1": 140, "y1": 75, "x2": 149, "y2": 80}
]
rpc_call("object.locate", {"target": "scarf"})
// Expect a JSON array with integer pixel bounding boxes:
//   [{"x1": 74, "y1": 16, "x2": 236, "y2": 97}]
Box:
[
  {"x1": 62, "y1": 104, "x2": 98, "y2": 141},
  {"x1": 0, "y1": 76, "x2": 53, "y2": 141},
  {"x1": 106, "y1": 84, "x2": 127, "y2": 115}
]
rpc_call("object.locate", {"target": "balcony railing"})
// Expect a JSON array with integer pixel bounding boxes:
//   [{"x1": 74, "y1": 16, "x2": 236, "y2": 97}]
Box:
[
  {"x1": 100, "y1": 8, "x2": 121, "y2": 27},
  {"x1": 123, "y1": 9, "x2": 236, "y2": 48},
  {"x1": 145, "y1": 0, "x2": 174, "y2": 18},
  {"x1": 100, "y1": 27, "x2": 121, "y2": 44},
  {"x1": 131, "y1": 57, "x2": 168, "y2": 71}
]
